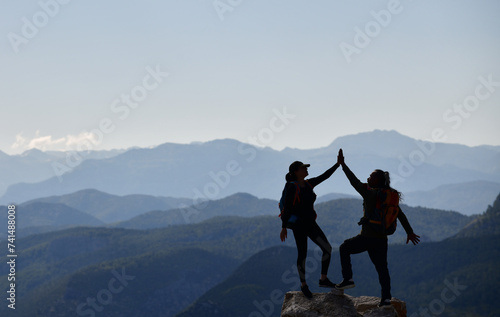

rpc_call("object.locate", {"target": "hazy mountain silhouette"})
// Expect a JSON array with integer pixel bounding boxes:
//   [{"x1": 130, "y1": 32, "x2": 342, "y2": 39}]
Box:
[
  {"x1": 2, "y1": 130, "x2": 499, "y2": 205},
  {"x1": 454, "y1": 192, "x2": 500, "y2": 238},
  {"x1": 0, "y1": 148, "x2": 124, "y2": 197},
  {"x1": 315, "y1": 192, "x2": 357, "y2": 203},
  {"x1": 403, "y1": 181, "x2": 500, "y2": 215},
  {"x1": 0, "y1": 202, "x2": 103, "y2": 237},
  {"x1": 113, "y1": 197, "x2": 470, "y2": 244},
  {"x1": 114, "y1": 192, "x2": 277, "y2": 229},
  {"x1": 2, "y1": 191, "x2": 472, "y2": 241},
  {"x1": 23, "y1": 188, "x2": 192, "y2": 223}
]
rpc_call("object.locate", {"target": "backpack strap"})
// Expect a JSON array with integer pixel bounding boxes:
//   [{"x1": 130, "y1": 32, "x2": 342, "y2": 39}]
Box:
[
  {"x1": 290, "y1": 181, "x2": 301, "y2": 205},
  {"x1": 278, "y1": 181, "x2": 301, "y2": 217},
  {"x1": 279, "y1": 180, "x2": 312, "y2": 216},
  {"x1": 292, "y1": 180, "x2": 313, "y2": 203}
]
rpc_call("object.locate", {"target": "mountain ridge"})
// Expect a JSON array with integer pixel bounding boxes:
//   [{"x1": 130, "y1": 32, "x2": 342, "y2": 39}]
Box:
[
  {"x1": 2, "y1": 130, "x2": 499, "y2": 204},
  {"x1": 114, "y1": 192, "x2": 277, "y2": 229},
  {"x1": 454, "y1": 192, "x2": 500, "y2": 238},
  {"x1": 403, "y1": 180, "x2": 500, "y2": 215},
  {"x1": 22, "y1": 188, "x2": 192, "y2": 223},
  {"x1": 0, "y1": 202, "x2": 103, "y2": 237}
]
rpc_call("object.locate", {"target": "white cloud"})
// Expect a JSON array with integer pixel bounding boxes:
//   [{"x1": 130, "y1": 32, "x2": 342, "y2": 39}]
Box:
[
  {"x1": 11, "y1": 131, "x2": 99, "y2": 152},
  {"x1": 11, "y1": 133, "x2": 27, "y2": 149},
  {"x1": 65, "y1": 132, "x2": 99, "y2": 149}
]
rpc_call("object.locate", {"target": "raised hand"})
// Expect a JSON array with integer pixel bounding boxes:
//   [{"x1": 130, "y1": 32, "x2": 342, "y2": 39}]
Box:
[
  {"x1": 406, "y1": 233, "x2": 420, "y2": 245},
  {"x1": 337, "y1": 148, "x2": 345, "y2": 165}
]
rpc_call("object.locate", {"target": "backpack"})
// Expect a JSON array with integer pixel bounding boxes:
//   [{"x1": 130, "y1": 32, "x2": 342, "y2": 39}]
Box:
[
  {"x1": 363, "y1": 188, "x2": 400, "y2": 235},
  {"x1": 278, "y1": 181, "x2": 312, "y2": 226}
]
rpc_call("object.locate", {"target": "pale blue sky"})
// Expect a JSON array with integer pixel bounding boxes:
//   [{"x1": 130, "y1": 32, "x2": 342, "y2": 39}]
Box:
[{"x1": 1, "y1": 0, "x2": 499, "y2": 154}]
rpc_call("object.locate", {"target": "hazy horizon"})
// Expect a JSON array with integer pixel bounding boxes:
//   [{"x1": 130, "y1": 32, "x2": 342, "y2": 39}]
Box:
[{"x1": 2, "y1": 129, "x2": 500, "y2": 156}]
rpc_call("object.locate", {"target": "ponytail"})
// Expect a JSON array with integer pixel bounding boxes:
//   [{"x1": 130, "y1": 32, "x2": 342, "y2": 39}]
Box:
[
  {"x1": 383, "y1": 171, "x2": 391, "y2": 188},
  {"x1": 285, "y1": 172, "x2": 297, "y2": 182}
]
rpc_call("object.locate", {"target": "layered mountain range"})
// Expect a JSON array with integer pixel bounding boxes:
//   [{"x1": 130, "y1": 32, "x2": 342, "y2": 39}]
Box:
[{"x1": 2, "y1": 130, "x2": 499, "y2": 215}]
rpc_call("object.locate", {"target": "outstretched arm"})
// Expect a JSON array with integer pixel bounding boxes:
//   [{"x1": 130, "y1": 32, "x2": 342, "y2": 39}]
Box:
[
  {"x1": 337, "y1": 149, "x2": 369, "y2": 198},
  {"x1": 398, "y1": 207, "x2": 420, "y2": 245},
  {"x1": 307, "y1": 162, "x2": 340, "y2": 187}
]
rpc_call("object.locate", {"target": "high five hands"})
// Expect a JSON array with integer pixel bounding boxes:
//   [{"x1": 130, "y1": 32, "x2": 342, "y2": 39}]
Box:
[{"x1": 337, "y1": 148, "x2": 344, "y2": 165}]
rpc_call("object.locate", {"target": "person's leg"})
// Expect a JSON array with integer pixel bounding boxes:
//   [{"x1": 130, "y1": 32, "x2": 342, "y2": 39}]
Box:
[
  {"x1": 367, "y1": 238, "x2": 391, "y2": 301},
  {"x1": 307, "y1": 222, "x2": 332, "y2": 278},
  {"x1": 292, "y1": 228, "x2": 308, "y2": 285},
  {"x1": 339, "y1": 235, "x2": 369, "y2": 281}
]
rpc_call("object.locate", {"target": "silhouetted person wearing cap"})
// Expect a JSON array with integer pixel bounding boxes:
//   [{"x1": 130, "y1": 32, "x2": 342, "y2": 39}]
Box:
[{"x1": 280, "y1": 160, "x2": 340, "y2": 298}]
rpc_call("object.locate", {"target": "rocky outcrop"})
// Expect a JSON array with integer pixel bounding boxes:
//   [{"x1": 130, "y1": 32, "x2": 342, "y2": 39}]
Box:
[{"x1": 281, "y1": 289, "x2": 406, "y2": 317}]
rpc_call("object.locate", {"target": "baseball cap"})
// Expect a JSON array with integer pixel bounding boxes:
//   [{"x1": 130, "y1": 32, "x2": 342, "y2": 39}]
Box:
[{"x1": 289, "y1": 161, "x2": 310, "y2": 173}]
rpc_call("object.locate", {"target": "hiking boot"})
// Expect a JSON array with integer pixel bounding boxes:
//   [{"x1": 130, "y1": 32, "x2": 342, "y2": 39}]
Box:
[
  {"x1": 319, "y1": 277, "x2": 336, "y2": 288},
  {"x1": 301, "y1": 285, "x2": 313, "y2": 299},
  {"x1": 335, "y1": 279, "x2": 355, "y2": 290},
  {"x1": 378, "y1": 299, "x2": 391, "y2": 307}
]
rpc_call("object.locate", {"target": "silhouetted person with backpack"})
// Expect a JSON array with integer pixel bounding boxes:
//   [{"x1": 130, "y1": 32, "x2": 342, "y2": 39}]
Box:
[
  {"x1": 279, "y1": 160, "x2": 340, "y2": 298},
  {"x1": 334, "y1": 149, "x2": 420, "y2": 307}
]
